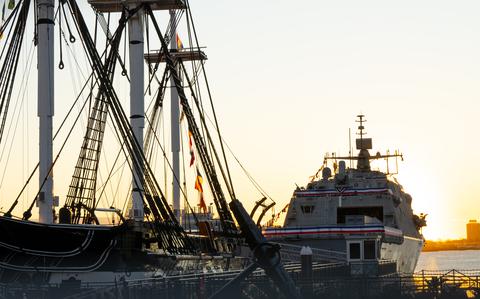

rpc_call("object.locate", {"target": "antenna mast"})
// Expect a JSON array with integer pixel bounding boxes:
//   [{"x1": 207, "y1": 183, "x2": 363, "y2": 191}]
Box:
[
  {"x1": 356, "y1": 114, "x2": 366, "y2": 141},
  {"x1": 355, "y1": 114, "x2": 372, "y2": 171},
  {"x1": 348, "y1": 128, "x2": 352, "y2": 168}
]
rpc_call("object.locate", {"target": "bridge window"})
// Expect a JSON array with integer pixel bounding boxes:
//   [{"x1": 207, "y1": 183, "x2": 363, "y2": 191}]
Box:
[
  {"x1": 364, "y1": 240, "x2": 376, "y2": 260},
  {"x1": 337, "y1": 206, "x2": 383, "y2": 224},
  {"x1": 301, "y1": 205, "x2": 315, "y2": 214},
  {"x1": 348, "y1": 241, "x2": 361, "y2": 260}
]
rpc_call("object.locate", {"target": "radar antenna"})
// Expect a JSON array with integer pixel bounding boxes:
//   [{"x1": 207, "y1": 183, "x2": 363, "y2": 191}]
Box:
[{"x1": 356, "y1": 114, "x2": 366, "y2": 140}]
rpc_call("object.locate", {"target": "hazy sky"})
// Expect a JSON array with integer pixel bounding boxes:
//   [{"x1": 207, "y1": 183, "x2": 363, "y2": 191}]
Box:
[{"x1": 1, "y1": 0, "x2": 480, "y2": 240}]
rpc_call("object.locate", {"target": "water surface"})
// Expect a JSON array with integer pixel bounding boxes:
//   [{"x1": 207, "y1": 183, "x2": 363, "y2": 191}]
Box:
[{"x1": 415, "y1": 250, "x2": 480, "y2": 271}]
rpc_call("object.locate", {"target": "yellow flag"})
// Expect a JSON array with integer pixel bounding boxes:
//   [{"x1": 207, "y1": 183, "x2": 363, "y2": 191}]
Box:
[{"x1": 176, "y1": 33, "x2": 183, "y2": 50}]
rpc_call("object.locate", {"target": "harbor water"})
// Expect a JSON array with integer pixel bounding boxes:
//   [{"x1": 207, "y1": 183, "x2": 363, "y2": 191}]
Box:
[{"x1": 415, "y1": 249, "x2": 480, "y2": 271}]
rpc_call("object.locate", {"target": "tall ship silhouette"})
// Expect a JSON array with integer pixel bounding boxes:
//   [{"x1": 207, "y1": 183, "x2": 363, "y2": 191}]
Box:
[
  {"x1": 0, "y1": 0, "x2": 282, "y2": 285},
  {"x1": 264, "y1": 115, "x2": 426, "y2": 274}
]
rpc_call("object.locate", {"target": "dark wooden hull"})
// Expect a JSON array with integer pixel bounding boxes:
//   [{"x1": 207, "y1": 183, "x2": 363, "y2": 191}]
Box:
[
  {"x1": 0, "y1": 216, "x2": 249, "y2": 285},
  {"x1": 0, "y1": 216, "x2": 124, "y2": 274}
]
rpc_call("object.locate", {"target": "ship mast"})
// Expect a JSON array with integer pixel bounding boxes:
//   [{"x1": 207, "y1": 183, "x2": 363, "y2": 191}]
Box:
[
  {"x1": 356, "y1": 114, "x2": 366, "y2": 141},
  {"x1": 144, "y1": 16, "x2": 209, "y2": 224},
  {"x1": 87, "y1": 0, "x2": 189, "y2": 222},
  {"x1": 169, "y1": 10, "x2": 181, "y2": 220},
  {"x1": 355, "y1": 114, "x2": 372, "y2": 171},
  {"x1": 37, "y1": 0, "x2": 55, "y2": 223},
  {"x1": 129, "y1": 3, "x2": 145, "y2": 221}
]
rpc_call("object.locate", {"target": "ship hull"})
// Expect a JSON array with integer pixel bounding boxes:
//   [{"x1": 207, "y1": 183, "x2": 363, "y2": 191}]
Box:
[
  {"x1": 0, "y1": 216, "x2": 248, "y2": 284},
  {"x1": 381, "y1": 236, "x2": 423, "y2": 273},
  {"x1": 271, "y1": 236, "x2": 423, "y2": 274},
  {"x1": 0, "y1": 215, "x2": 122, "y2": 280},
  {"x1": 264, "y1": 224, "x2": 424, "y2": 274}
]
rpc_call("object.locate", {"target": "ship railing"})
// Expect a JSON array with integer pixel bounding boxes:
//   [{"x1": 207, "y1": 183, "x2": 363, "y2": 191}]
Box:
[
  {"x1": 413, "y1": 269, "x2": 480, "y2": 292},
  {"x1": 60, "y1": 267, "x2": 480, "y2": 290},
  {"x1": 8, "y1": 268, "x2": 480, "y2": 298},
  {"x1": 273, "y1": 242, "x2": 347, "y2": 263},
  {"x1": 56, "y1": 261, "x2": 348, "y2": 298}
]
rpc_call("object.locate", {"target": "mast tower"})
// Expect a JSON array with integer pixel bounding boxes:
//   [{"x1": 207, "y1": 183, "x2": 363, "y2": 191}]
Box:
[
  {"x1": 88, "y1": 0, "x2": 188, "y2": 222},
  {"x1": 37, "y1": 0, "x2": 55, "y2": 223},
  {"x1": 355, "y1": 114, "x2": 372, "y2": 171},
  {"x1": 128, "y1": 3, "x2": 145, "y2": 221},
  {"x1": 170, "y1": 9, "x2": 181, "y2": 220},
  {"x1": 144, "y1": 33, "x2": 207, "y2": 223}
]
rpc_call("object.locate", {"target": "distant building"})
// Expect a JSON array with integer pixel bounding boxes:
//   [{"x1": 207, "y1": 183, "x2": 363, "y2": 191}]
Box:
[{"x1": 467, "y1": 220, "x2": 480, "y2": 242}]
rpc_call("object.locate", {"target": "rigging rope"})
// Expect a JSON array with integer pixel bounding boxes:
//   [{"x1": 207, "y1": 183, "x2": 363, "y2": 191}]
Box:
[
  {"x1": 57, "y1": 2, "x2": 63, "y2": 69},
  {"x1": 66, "y1": 1, "x2": 195, "y2": 253},
  {"x1": 143, "y1": 72, "x2": 200, "y2": 225},
  {"x1": 144, "y1": 9, "x2": 183, "y2": 92},
  {"x1": 60, "y1": 1, "x2": 75, "y2": 43},
  {"x1": 0, "y1": 41, "x2": 34, "y2": 189},
  {"x1": 4, "y1": 12, "x2": 121, "y2": 215},
  {"x1": 0, "y1": 0, "x2": 29, "y2": 147},
  {"x1": 146, "y1": 6, "x2": 237, "y2": 236},
  {"x1": 64, "y1": 9, "x2": 126, "y2": 225},
  {"x1": 185, "y1": 0, "x2": 237, "y2": 200}
]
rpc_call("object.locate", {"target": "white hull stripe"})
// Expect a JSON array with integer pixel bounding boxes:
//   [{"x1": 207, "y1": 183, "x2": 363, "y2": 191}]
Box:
[
  {"x1": 263, "y1": 225, "x2": 403, "y2": 238},
  {"x1": 295, "y1": 188, "x2": 392, "y2": 197}
]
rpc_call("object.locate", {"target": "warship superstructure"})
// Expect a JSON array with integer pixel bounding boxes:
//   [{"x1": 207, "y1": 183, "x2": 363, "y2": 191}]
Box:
[{"x1": 264, "y1": 115, "x2": 426, "y2": 274}]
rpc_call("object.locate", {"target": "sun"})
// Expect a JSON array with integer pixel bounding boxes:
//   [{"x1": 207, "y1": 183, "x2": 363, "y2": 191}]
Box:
[{"x1": 395, "y1": 167, "x2": 446, "y2": 240}]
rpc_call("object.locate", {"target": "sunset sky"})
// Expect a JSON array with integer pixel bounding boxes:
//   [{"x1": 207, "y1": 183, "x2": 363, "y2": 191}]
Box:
[
  {"x1": 1, "y1": 0, "x2": 479, "y2": 240},
  {"x1": 188, "y1": 0, "x2": 480, "y2": 240}
]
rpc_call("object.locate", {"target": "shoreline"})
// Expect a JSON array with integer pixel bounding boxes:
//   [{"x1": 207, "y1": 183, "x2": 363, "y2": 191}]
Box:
[{"x1": 422, "y1": 240, "x2": 480, "y2": 252}]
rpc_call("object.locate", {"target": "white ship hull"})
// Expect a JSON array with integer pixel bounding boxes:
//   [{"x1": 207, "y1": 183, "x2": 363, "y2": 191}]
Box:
[
  {"x1": 381, "y1": 235, "x2": 424, "y2": 274},
  {"x1": 264, "y1": 224, "x2": 424, "y2": 274}
]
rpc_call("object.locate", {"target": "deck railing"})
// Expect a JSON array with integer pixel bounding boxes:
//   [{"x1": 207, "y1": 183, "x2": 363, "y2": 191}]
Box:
[{"x1": 3, "y1": 268, "x2": 480, "y2": 298}]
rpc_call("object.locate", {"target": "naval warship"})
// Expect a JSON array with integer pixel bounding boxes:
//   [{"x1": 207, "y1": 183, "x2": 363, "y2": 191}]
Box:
[{"x1": 264, "y1": 115, "x2": 426, "y2": 274}]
